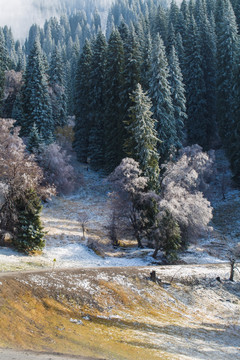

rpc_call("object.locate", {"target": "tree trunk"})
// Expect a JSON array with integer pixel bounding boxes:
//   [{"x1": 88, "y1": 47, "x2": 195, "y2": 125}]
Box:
[
  {"x1": 150, "y1": 270, "x2": 157, "y2": 282},
  {"x1": 136, "y1": 234, "x2": 143, "y2": 248},
  {"x1": 229, "y1": 259, "x2": 235, "y2": 281},
  {"x1": 153, "y1": 247, "x2": 158, "y2": 259}
]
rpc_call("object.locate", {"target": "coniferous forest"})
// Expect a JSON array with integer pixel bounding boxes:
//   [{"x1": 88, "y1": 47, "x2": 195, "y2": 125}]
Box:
[{"x1": 0, "y1": 0, "x2": 240, "y2": 258}]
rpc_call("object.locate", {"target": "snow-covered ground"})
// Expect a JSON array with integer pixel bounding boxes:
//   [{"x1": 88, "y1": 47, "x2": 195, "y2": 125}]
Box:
[{"x1": 0, "y1": 159, "x2": 239, "y2": 272}]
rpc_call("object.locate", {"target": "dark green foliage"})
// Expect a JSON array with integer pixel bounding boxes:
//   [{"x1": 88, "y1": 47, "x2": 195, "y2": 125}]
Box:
[
  {"x1": 185, "y1": 16, "x2": 208, "y2": 148},
  {"x1": 49, "y1": 47, "x2": 67, "y2": 127},
  {"x1": 22, "y1": 40, "x2": 53, "y2": 142},
  {"x1": 73, "y1": 39, "x2": 93, "y2": 163},
  {"x1": 27, "y1": 123, "x2": 43, "y2": 153},
  {"x1": 104, "y1": 29, "x2": 126, "y2": 172},
  {"x1": 153, "y1": 211, "x2": 182, "y2": 261},
  {"x1": 13, "y1": 189, "x2": 45, "y2": 254},
  {"x1": 88, "y1": 31, "x2": 107, "y2": 170},
  {"x1": 168, "y1": 45, "x2": 187, "y2": 148},
  {"x1": 121, "y1": 26, "x2": 141, "y2": 118},
  {"x1": 149, "y1": 34, "x2": 177, "y2": 161},
  {"x1": 0, "y1": 30, "x2": 6, "y2": 114},
  {"x1": 125, "y1": 83, "x2": 160, "y2": 190},
  {"x1": 216, "y1": 0, "x2": 239, "y2": 146}
]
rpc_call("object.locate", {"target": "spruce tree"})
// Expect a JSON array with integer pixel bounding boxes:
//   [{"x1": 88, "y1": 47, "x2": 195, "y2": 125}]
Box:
[
  {"x1": 121, "y1": 26, "x2": 141, "y2": 129},
  {"x1": 27, "y1": 123, "x2": 43, "y2": 153},
  {"x1": 149, "y1": 33, "x2": 177, "y2": 161},
  {"x1": 198, "y1": 4, "x2": 217, "y2": 148},
  {"x1": 216, "y1": 0, "x2": 239, "y2": 146},
  {"x1": 125, "y1": 83, "x2": 160, "y2": 190},
  {"x1": 22, "y1": 40, "x2": 53, "y2": 142},
  {"x1": 73, "y1": 39, "x2": 92, "y2": 163},
  {"x1": 168, "y1": 45, "x2": 187, "y2": 148},
  {"x1": 0, "y1": 30, "x2": 6, "y2": 114},
  {"x1": 104, "y1": 29, "x2": 125, "y2": 172},
  {"x1": 184, "y1": 16, "x2": 208, "y2": 147},
  {"x1": 49, "y1": 46, "x2": 67, "y2": 127},
  {"x1": 88, "y1": 32, "x2": 107, "y2": 170},
  {"x1": 13, "y1": 189, "x2": 45, "y2": 254}
]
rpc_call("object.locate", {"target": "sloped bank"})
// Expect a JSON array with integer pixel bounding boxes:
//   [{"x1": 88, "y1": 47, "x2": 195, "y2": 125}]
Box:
[{"x1": 0, "y1": 265, "x2": 239, "y2": 360}]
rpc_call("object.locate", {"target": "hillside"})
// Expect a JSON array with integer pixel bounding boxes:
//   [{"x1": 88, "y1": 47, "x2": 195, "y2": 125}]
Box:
[{"x1": 0, "y1": 265, "x2": 239, "y2": 360}]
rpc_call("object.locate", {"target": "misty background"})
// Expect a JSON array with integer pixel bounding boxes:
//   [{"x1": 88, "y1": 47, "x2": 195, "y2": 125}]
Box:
[{"x1": 0, "y1": 0, "x2": 112, "y2": 41}]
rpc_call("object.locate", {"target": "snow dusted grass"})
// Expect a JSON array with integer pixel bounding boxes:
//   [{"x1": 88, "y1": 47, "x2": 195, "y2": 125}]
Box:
[{"x1": 0, "y1": 266, "x2": 239, "y2": 359}]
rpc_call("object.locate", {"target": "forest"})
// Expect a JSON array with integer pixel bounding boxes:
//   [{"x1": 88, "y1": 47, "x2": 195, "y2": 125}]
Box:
[{"x1": 0, "y1": 0, "x2": 239, "y2": 261}]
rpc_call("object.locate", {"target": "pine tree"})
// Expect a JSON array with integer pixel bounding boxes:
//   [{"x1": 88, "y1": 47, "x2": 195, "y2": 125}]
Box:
[
  {"x1": 168, "y1": 45, "x2": 187, "y2": 148},
  {"x1": 185, "y1": 16, "x2": 208, "y2": 147},
  {"x1": 198, "y1": 2, "x2": 217, "y2": 148},
  {"x1": 104, "y1": 29, "x2": 125, "y2": 172},
  {"x1": 121, "y1": 26, "x2": 141, "y2": 127},
  {"x1": 216, "y1": 0, "x2": 239, "y2": 146},
  {"x1": 153, "y1": 5, "x2": 167, "y2": 44},
  {"x1": 125, "y1": 83, "x2": 160, "y2": 190},
  {"x1": 22, "y1": 40, "x2": 53, "y2": 142},
  {"x1": 141, "y1": 31, "x2": 152, "y2": 90},
  {"x1": 73, "y1": 39, "x2": 92, "y2": 163},
  {"x1": 27, "y1": 123, "x2": 43, "y2": 153},
  {"x1": 0, "y1": 30, "x2": 6, "y2": 114},
  {"x1": 49, "y1": 46, "x2": 67, "y2": 127},
  {"x1": 13, "y1": 189, "x2": 45, "y2": 254},
  {"x1": 149, "y1": 33, "x2": 176, "y2": 161},
  {"x1": 88, "y1": 31, "x2": 107, "y2": 170}
]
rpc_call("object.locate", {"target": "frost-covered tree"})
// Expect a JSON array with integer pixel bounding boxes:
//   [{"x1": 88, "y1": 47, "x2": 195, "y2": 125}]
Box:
[
  {"x1": 37, "y1": 142, "x2": 77, "y2": 195},
  {"x1": 125, "y1": 83, "x2": 160, "y2": 190},
  {"x1": 149, "y1": 33, "x2": 177, "y2": 161},
  {"x1": 109, "y1": 158, "x2": 148, "y2": 248},
  {"x1": 0, "y1": 119, "x2": 53, "y2": 246},
  {"x1": 158, "y1": 145, "x2": 214, "y2": 244}
]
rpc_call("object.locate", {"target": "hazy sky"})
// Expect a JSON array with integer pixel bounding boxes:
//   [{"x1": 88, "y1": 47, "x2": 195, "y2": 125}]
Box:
[{"x1": 0, "y1": 0, "x2": 64, "y2": 40}]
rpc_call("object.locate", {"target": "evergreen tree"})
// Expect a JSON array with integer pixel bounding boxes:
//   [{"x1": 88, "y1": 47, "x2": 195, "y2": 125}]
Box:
[
  {"x1": 49, "y1": 46, "x2": 67, "y2": 127},
  {"x1": 88, "y1": 31, "x2": 107, "y2": 170},
  {"x1": 198, "y1": 3, "x2": 217, "y2": 148},
  {"x1": 125, "y1": 83, "x2": 160, "y2": 190},
  {"x1": 153, "y1": 5, "x2": 167, "y2": 44},
  {"x1": 13, "y1": 189, "x2": 45, "y2": 254},
  {"x1": 22, "y1": 40, "x2": 53, "y2": 142},
  {"x1": 73, "y1": 39, "x2": 93, "y2": 163},
  {"x1": 141, "y1": 31, "x2": 152, "y2": 90},
  {"x1": 121, "y1": 26, "x2": 141, "y2": 125},
  {"x1": 149, "y1": 33, "x2": 176, "y2": 161},
  {"x1": 0, "y1": 30, "x2": 6, "y2": 114},
  {"x1": 27, "y1": 123, "x2": 43, "y2": 153},
  {"x1": 185, "y1": 16, "x2": 208, "y2": 147},
  {"x1": 168, "y1": 45, "x2": 187, "y2": 147},
  {"x1": 216, "y1": 0, "x2": 239, "y2": 146},
  {"x1": 104, "y1": 29, "x2": 125, "y2": 172}
]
